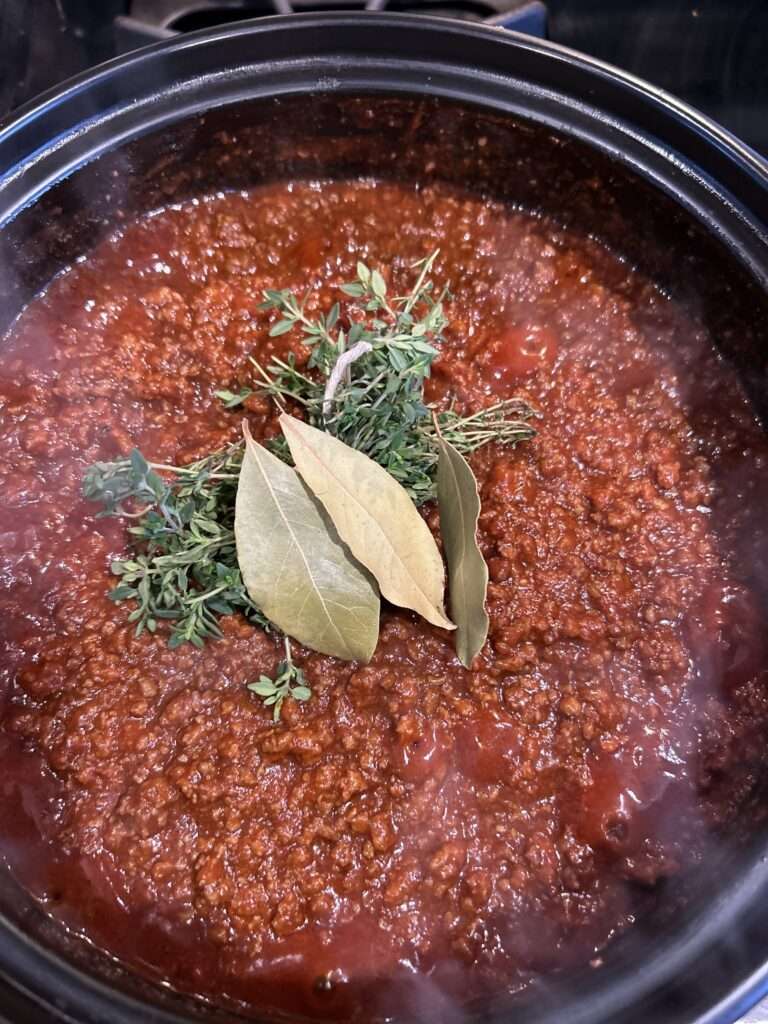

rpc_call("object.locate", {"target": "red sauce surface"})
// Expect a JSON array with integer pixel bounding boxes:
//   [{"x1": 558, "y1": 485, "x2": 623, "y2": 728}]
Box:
[{"x1": 2, "y1": 180, "x2": 768, "y2": 1020}]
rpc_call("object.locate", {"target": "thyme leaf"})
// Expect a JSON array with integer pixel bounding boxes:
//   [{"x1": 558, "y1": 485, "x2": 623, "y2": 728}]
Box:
[{"x1": 214, "y1": 387, "x2": 253, "y2": 409}]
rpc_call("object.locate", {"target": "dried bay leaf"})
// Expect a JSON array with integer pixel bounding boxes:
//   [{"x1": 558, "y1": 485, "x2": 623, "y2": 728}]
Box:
[
  {"x1": 235, "y1": 423, "x2": 380, "y2": 662},
  {"x1": 280, "y1": 413, "x2": 455, "y2": 631},
  {"x1": 436, "y1": 436, "x2": 489, "y2": 667}
]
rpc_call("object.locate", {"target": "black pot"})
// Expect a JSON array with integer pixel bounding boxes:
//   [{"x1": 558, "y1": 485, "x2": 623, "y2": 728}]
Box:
[{"x1": 1, "y1": 14, "x2": 767, "y2": 1024}]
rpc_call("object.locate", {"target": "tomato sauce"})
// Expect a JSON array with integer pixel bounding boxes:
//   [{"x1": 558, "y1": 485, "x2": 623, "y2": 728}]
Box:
[{"x1": 1, "y1": 179, "x2": 768, "y2": 1019}]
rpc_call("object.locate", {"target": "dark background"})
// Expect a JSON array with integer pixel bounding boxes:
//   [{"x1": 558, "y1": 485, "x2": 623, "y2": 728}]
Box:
[{"x1": 0, "y1": 1, "x2": 766, "y2": 149}]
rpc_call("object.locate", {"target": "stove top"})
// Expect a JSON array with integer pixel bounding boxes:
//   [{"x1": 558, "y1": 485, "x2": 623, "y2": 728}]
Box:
[{"x1": 115, "y1": 0, "x2": 547, "y2": 39}]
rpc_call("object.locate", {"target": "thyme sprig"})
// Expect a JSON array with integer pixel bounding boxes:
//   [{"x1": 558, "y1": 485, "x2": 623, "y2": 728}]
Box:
[
  {"x1": 253, "y1": 254, "x2": 535, "y2": 503},
  {"x1": 247, "y1": 638, "x2": 311, "y2": 721},
  {"x1": 261, "y1": 254, "x2": 446, "y2": 377},
  {"x1": 84, "y1": 446, "x2": 266, "y2": 648},
  {"x1": 259, "y1": 358, "x2": 534, "y2": 503}
]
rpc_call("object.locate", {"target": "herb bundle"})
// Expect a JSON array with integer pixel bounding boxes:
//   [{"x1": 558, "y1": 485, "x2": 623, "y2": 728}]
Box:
[
  {"x1": 83, "y1": 445, "x2": 267, "y2": 648},
  {"x1": 84, "y1": 253, "x2": 536, "y2": 715}
]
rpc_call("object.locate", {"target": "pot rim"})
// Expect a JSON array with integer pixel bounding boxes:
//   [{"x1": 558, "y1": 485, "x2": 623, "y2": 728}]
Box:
[
  {"x1": 0, "y1": 14, "x2": 765, "y2": 284},
  {"x1": 1, "y1": 12, "x2": 767, "y2": 183},
  {"x1": 0, "y1": 13, "x2": 767, "y2": 1024}
]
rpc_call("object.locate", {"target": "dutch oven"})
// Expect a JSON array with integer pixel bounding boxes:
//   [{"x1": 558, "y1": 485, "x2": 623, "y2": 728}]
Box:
[{"x1": 0, "y1": 13, "x2": 767, "y2": 1024}]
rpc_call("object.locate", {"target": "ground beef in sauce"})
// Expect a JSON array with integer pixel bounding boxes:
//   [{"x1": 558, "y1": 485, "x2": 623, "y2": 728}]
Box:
[{"x1": 1, "y1": 180, "x2": 768, "y2": 1021}]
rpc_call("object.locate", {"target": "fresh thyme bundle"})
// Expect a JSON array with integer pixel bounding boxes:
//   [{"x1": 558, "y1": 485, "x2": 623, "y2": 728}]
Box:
[
  {"x1": 84, "y1": 444, "x2": 264, "y2": 648},
  {"x1": 221, "y1": 254, "x2": 533, "y2": 504},
  {"x1": 84, "y1": 252, "x2": 536, "y2": 713}
]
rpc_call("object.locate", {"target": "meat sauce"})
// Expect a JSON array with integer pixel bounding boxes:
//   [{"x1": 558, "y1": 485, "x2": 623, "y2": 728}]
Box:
[{"x1": 1, "y1": 179, "x2": 768, "y2": 1020}]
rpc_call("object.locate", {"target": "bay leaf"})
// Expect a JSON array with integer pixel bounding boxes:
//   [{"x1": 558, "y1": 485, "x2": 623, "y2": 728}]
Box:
[
  {"x1": 436, "y1": 437, "x2": 489, "y2": 667},
  {"x1": 280, "y1": 413, "x2": 455, "y2": 631},
  {"x1": 235, "y1": 422, "x2": 380, "y2": 662}
]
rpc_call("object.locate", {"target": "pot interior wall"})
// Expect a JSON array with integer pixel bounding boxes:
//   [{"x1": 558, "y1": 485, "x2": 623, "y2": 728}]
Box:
[
  {"x1": 3, "y1": 93, "x2": 767, "y2": 414},
  {"x1": 1, "y1": 92, "x2": 768, "y2": 1024}
]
